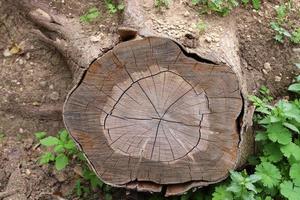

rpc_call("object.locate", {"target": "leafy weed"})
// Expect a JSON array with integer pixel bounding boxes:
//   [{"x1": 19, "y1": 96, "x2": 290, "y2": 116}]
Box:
[{"x1": 80, "y1": 7, "x2": 100, "y2": 23}]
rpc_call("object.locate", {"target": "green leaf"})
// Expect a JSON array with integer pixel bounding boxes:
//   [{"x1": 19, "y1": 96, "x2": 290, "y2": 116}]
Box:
[
  {"x1": 262, "y1": 142, "x2": 283, "y2": 162},
  {"x1": 59, "y1": 130, "x2": 69, "y2": 142},
  {"x1": 267, "y1": 123, "x2": 292, "y2": 145},
  {"x1": 90, "y1": 176, "x2": 103, "y2": 189},
  {"x1": 117, "y1": 3, "x2": 125, "y2": 10},
  {"x1": 280, "y1": 181, "x2": 300, "y2": 200},
  {"x1": 289, "y1": 83, "x2": 300, "y2": 93},
  {"x1": 80, "y1": 7, "x2": 100, "y2": 23},
  {"x1": 55, "y1": 154, "x2": 69, "y2": 170},
  {"x1": 241, "y1": 0, "x2": 249, "y2": 4},
  {"x1": 245, "y1": 182, "x2": 257, "y2": 193},
  {"x1": 227, "y1": 182, "x2": 241, "y2": 193},
  {"x1": 252, "y1": 0, "x2": 261, "y2": 10},
  {"x1": 241, "y1": 191, "x2": 255, "y2": 200},
  {"x1": 247, "y1": 174, "x2": 261, "y2": 183},
  {"x1": 280, "y1": 101, "x2": 300, "y2": 122},
  {"x1": 255, "y1": 162, "x2": 281, "y2": 188},
  {"x1": 291, "y1": 28, "x2": 300, "y2": 44},
  {"x1": 255, "y1": 131, "x2": 268, "y2": 141},
  {"x1": 40, "y1": 136, "x2": 60, "y2": 147},
  {"x1": 54, "y1": 144, "x2": 64, "y2": 153},
  {"x1": 75, "y1": 180, "x2": 82, "y2": 197},
  {"x1": 274, "y1": 34, "x2": 284, "y2": 43},
  {"x1": 107, "y1": 3, "x2": 117, "y2": 13},
  {"x1": 39, "y1": 152, "x2": 55, "y2": 164},
  {"x1": 191, "y1": 0, "x2": 200, "y2": 5},
  {"x1": 283, "y1": 122, "x2": 300, "y2": 133},
  {"x1": 64, "y1": 139, "x2": 76, "y2": 150},
  {"x1": 212, "y1": 185, "x2": 233, "y2": 200},
  {"x1": 280, "y1": 142, "x2": 300, "y2": 161},
  {"x1": 35, "y1": 132, "x2": 47, "y2": 140},
  {"x1": 276, "y1": 4, "x2": 287, "y2": 22},
  {"x1": 290, "y1": 163, "x2": 300, "y2": 186},
  {"x1": 230, "y1": 171, "x2": 244, "y2": 183}
]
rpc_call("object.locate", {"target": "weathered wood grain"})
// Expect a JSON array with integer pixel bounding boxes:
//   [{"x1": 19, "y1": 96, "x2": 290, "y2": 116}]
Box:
[{"x1": 63, "y1": 37, "x2": 243, "y2": 194}]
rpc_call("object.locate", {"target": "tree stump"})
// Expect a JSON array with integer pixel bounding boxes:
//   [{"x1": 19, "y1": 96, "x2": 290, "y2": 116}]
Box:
[
  {"x1": 63, "y1": 37, "x2": 243, "y2": 195},
  {"x1": 14, "y1": 0, "x2": 253, "y2": 196}
]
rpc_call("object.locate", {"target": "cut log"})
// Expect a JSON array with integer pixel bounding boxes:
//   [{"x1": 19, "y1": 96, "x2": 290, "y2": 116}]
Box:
[
  {"x1": 13, "y1": 0, "x2": 254, "y2": 196},
  {"x1": 63, "y1": 37, "x2": 243, "y2": 194}
]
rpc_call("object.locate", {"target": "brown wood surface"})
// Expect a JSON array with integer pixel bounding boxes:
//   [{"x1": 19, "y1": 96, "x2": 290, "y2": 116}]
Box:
[{"x1": 63, "y1": 37, "x2": 243, "y2": 194}]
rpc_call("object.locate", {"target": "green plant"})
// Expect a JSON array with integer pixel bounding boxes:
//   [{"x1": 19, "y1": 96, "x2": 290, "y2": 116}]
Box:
[
  {"x1": 252, "y1": 0, "x2": 261, "y2": 10},
  {"x1": 191, "y1": 0, "x2": 260, "y2": 16},
  {"x1": 291, "y1": 28, "x2": 300, "y2": 44},
  {"x1": 80, "y1": 7, "x2": 100, "y2": 23},
  {"x1": 105, "y1": 0, "x2": 125, "y2": 14},
  {"x1": 0, "y1": 133, "x2": 5, "y2": 142},
  {"x1": 74, "y1": 166, "x2": 112, "y2": 199},
  {"x1": 36, "y1": 130, "x2": 112, "y2": 199},
  {"x1": 270, "y1": 2, "x2": 300, "y2": 44},
  {"x1": 275, "y1": 4, "x2": 288, "y2": 24},
  {"x1": 208, "y1": 79, "x2": 300, "y2": 199},
  {"x1": 213, "y1": 171, "x2": 261, "y2": 200},
  {"x1": 270, "y1": 22, "x2": 291, "y2": 43},
  {"x1": 155, "y1": 0, "x2": 171, "y2": 9},
  {"x1": 36, "y1": 129, "x2": 78, "y2": 170},
  {"x1": 288, "y1": 73, "x2": 300, "y2": 94},
  {"x1": 196, "y1": 20, "x2": 207, "y2": 33}
]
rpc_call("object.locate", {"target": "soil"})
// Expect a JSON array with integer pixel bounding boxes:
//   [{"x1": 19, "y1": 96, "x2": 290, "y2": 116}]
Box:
[{"x1": 0, "y1": 0, "x2": 299, "y2": 199}]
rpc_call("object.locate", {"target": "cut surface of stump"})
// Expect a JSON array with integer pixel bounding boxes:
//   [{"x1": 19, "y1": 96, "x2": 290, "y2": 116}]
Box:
[{"x1": 63, "y1": 37, "x2": 243, "y2": 194}]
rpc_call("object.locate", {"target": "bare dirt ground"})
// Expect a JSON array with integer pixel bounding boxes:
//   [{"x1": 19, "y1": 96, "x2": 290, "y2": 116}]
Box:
[{"x1": 0, "y1": 0, "x2": 299, "y2": 199}]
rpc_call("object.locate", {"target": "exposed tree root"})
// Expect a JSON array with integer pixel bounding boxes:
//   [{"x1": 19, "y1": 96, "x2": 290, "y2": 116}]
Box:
[
  {"x1": 2, "y1": 103, "x2": 63, "y2": 120},
  {"x1": 0, "y1": 190, "x2": 18, "y2": 199}
]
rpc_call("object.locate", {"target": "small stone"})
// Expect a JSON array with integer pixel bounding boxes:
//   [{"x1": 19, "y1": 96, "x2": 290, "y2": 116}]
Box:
[
  {"x1": 183, "y1": 11, "x2": 190, "y2": 17},
  {"x1": 213, "y1": 37, "x2": 220, "y2": 43},
  {"x1": 39, "y1": 81, "x2": 47, "y2": 88},
  {"x1": 25, "y1": 169, "x2": 31, "y2": 176},
  {"x1": 25, "y1": 52, "x2": 31, "y2": 60},
  {"x1": 49, "y1": 91, "x2": 59, "y2": 101},
  {"x1": 3, "y1": 49, "x2": 11, "y2": 57},
  {"x1": 90, "y1": 35, "x2": 101, "y2": 42},
  {"x1": 293, "y1": 48, "x2": 300, "y2": 53},
  {"x1": 205, "y1": 36, "x2": 212, "y2": 43},
  {"x1": 262, "y1": 69, "x2": 268, "y2": 75},
  {"x1": 275, "y1": 76, "x2": 282, "y2": 82},
  {"x1": 32, "y1": 101, "x2": 40, "y2": 106},
  {"x1": 19, "y1": 128, "x2": 24, "y2": 133},
  {"x1": 263, "y1": 62, "x2": 271, "y2": 71},
  {"x1": 49, "y1": 84, "x2": 54, "y2": 90},
  {"x1": 18, "y1": 59, "x2": 24, "y2": 65}
]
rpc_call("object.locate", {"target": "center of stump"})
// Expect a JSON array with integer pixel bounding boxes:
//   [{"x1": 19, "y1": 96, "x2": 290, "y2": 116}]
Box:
[{"x1": 104, "y1": 70, "x2": 209, "y2": 162}]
